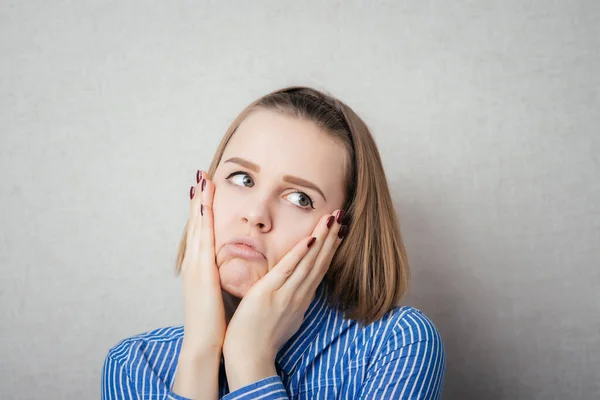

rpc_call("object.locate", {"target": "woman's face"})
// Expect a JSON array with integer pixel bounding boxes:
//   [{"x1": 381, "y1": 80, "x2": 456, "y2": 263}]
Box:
[{"x1": 212, "y1": 109, "x2": 347, "y2": 298}]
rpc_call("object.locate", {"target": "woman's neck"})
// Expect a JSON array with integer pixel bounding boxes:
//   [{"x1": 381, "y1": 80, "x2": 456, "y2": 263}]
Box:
[{"x1": 221, "y1": 290, "x2": 241, "y2": 325}]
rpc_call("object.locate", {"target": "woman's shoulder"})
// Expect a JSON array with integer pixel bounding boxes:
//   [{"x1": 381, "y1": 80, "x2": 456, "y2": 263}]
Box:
[
  {"x1": 360, "y1": 305, "x2": 445, "y2": 356},
  {"x1": 343, "y1": 307, "x2": 445, "y2": 395},
  {"x1": 382, "y1": 305, "x2": 442, "y2": 335},
  {"x1": 104, "y1": 325, "x2": 184, "y2": 364},
  {"x1": 102, "y1": 327, "x2": 186, "y2": 396}
]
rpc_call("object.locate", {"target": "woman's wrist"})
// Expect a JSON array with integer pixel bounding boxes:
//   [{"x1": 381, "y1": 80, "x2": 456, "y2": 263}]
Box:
[
  {"x1": 179, "y1": 339, "x2": 222, "y2": 362},
  {"x1": 223, "y1": 352, "x2": 277, "y2": 392},
  {"x1": 173, "y1": 342, "x2": 221, "y2": 399}
]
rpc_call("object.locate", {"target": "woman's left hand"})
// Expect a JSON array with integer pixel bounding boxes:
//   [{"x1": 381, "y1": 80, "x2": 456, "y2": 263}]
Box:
[{"x1": 222, "y1": 210, "x2": 346, "y2": 390}]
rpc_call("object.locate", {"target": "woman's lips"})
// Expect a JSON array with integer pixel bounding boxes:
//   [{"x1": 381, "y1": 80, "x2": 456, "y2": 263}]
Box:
[{"x1": 223, "y1": 243, "x2": 265, "y2": 261}]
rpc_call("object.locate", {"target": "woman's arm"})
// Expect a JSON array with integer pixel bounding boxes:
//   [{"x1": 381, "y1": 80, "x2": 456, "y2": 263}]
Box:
[
  {"x1": 170, "y1": 172, "x2": 225, "y2": 399},
  {"x1": 172, "y1": 344, "x2": 221, "y2": 400}
]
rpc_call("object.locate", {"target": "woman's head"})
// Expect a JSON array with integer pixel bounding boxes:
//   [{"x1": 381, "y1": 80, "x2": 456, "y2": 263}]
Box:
[{"x1": 176, "y1": 86, "x2": 409, "y2": 324}]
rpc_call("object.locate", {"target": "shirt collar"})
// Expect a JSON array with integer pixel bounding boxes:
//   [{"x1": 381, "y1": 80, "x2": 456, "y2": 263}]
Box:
[{"x1": 275, "y1": 281, "x2": 333, "y2": 376}]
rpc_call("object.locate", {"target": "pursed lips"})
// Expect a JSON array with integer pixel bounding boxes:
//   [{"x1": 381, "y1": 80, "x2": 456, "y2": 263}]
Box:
[{"x1": 226, "y1": 241, "x2": 266, "y2": 260}]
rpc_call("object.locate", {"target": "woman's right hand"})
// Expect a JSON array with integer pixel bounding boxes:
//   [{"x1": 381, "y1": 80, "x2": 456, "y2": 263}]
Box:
[
  {"x1": 179, "y1": 170, "x2": 225, "y2": 354},
  {"x1": 172, "y1": 171, "x2": 223, "y2": 399}
]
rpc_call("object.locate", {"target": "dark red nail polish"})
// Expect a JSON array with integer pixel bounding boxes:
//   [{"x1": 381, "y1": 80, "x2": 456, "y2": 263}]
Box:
[
  {"x1": 200, "y1": 204, "x2": 204, "y2": 216},
  {"x1": 190, "y1": 186, "x2": 195, "y2": 199},
  {"x1": 196, "y1": 170, "x2": 201, "y2": 184},
  {"x1": 336, "y1": 210, "x2": 345, "y2": 224},
  {"x1": 307, "y1": 237, "x2": 316, "y2": 248},
  {"x1": 326, "y1": 216, "x2": 334, "y2": 229},
  {"x1": 201, "y1": 179, "x2": 206, "y2": 192},
  {"x1": 338, "y1": 225, "x2": 347, "y2": 239}
]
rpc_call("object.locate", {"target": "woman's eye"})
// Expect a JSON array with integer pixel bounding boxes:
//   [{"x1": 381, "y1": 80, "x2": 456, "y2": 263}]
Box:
[
  {"x1": 226, "y1": 171, "x2": 314, "y2": 210},
  {"x1": 227, "y1": 172, "x2": 254, "y2": 187},
  {"x1": 286, "y1": 191, "x2": 315, "y2": 209}
]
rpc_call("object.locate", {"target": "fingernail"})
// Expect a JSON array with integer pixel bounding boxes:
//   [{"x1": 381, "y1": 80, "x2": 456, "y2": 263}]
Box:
[
  {"x1": 200, "y1": 204, "x2": 204, "y2": 216},
  {"x1": 201, "y1": 179, "x2": 206, "y2": 192},
  {"x1": 196, "y1": 170, "x2": 201, "y2": 184},
  {"x1": 190, "y1": 186, "x2": 195, "y2": 199},
  {"x1": 338, "y1": 225, "x2": 347, "y2": 239},
  {"x1": 336, "y1": 209, "x2": 345, "y2": 224},
  {"x1": 307, "y1": 237, "x2": 316, "y2": 248},
  {"x1": 326, "y1": 216, "x2": 334, "y2": 229}
]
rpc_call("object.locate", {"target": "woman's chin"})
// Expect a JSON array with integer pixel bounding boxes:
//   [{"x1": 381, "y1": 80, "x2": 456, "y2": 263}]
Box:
[{"x1": 218, "y1": 258, "x2": 264, "y2": 298}]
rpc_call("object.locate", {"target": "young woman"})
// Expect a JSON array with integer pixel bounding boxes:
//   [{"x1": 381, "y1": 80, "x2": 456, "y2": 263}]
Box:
[{"x1": 102, "y1": 86, "x2": 445, "y2": 399}]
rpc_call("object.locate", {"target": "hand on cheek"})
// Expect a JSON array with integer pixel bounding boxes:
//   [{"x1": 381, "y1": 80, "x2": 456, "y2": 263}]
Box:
[
  {"x1": 173, "y1": 170, "x2": 224, "y2": 399},
  {"x1": 180, "y1": 171, "x2": 223, "y2": 352},
  {"x1": 222, "y1": 210, "x2": 348, "y2": 391}
]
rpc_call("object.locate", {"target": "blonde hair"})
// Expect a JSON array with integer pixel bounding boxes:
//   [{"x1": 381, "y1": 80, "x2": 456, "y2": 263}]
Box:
[{"x1": 175, "y1": 86, "x2": 409, "y2": 325}]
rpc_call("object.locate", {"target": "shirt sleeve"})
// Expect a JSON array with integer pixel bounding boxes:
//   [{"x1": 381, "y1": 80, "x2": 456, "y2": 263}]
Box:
[
  {"x1": 101, "y1": 353, "x2": 138, "y2": 400},
  {"x1": 222, "y1": 376, "x2": 289, "y2": 400},
  {"x1": 166, "y1": 391, "x2": 193, "y2": 400},
  {"x1": 357, "y1": 310, "x2": 446, "y2": 399},
  {"x1": 101, "y1": 348, "x2": 193, "y2": 400}
]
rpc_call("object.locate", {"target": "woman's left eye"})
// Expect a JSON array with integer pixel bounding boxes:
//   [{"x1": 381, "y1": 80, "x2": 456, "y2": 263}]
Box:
[{"x1": 286, "y1": 191, "x2": 315, "y2": 210}]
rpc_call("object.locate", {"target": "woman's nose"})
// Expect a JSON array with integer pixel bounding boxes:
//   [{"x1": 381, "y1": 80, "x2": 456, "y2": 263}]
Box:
[{"x1": 243, "y1": 208, "x2": 272, "y2": 232}]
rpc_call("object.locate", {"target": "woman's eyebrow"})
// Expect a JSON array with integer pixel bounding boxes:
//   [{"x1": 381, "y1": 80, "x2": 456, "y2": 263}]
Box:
[
  {"x1": 282, "y1": 175, "x2": 327, "y2": 202},
  {"x1": 224, "y1": 157, "x2": 260, "y2": 172},
  {"x1": 223, "y1": 157, "x2": 327, "y2": 202}
]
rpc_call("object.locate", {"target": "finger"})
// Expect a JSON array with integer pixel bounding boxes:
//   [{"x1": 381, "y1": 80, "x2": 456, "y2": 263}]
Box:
[
  {"x1": 278, "y1": 213, "x2": 334, "y2": 293},
  {"x1": 185, "y1": 170, "x2": 205, "y2": 254},
  {"x1": 189, "y1": 170, "x2": 204, "y2": 218},
  {"x1": 298, "y1": 213, "x2": 347, "y2": 299},
  {"x1": 198, "y1": 172, "x2": 216, "y2": 265},
  {"x1": 256, "y1": 235, "x2": 316, "y2": 292}
]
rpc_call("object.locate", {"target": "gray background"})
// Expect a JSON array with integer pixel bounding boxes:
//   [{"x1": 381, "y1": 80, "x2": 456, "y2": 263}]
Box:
[{"x1": 1, "y1": 1, "x2": 599, "y2": 399}]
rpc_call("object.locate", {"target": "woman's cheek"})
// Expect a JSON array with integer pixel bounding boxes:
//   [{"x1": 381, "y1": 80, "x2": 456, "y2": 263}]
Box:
[
  {"x1": 268, "y1": 219, "x2": 315, "y2": 270},
  {"x1": 212, "y1": 183, "x2": 234, "y2": 252}
]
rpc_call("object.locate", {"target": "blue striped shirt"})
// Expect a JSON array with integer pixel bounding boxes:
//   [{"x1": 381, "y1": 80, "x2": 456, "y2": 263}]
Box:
[{"x1": 102, "y1": 283, "x2": 445, "y2": 399}]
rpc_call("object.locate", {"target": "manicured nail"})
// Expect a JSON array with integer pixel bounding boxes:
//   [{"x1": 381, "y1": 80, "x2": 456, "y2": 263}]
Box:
[
  {"x1": 326, "y1": 216, "x2": 334, "y2": 229},
  {"x1": 338, "y1": 225, "x2": 347, "y2": 239},
  {"x1": 200, "y1": 204, "x2": 204, "y2": 216},
  {"x1": 201, "y1": 179, "x2": 206, "y2": 192},
  {"x1": 336, "y1": 209, "x2": 345, "y2": 224},
  {"x1": 307, "y1": 237, "x2": 316, "y2": 248},
  {"x1": 196, "y1": 170, "x2": 201, "y2": 184},
  {"x1": 190, "y1": 186, "x2": 195, "y2": 199}
]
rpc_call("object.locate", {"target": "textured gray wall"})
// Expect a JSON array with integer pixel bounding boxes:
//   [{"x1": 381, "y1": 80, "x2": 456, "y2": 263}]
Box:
[{"x1": 1, "y1": 1, "x2": 598, "y2": 399}]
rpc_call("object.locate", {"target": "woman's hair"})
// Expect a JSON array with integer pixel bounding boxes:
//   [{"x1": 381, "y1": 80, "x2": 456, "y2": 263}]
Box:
[{"x1": 175, "y1": 86, "x2": 409, "y2": 325}]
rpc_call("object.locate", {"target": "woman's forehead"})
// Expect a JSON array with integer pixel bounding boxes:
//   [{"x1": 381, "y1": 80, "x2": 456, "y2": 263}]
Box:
[{"x1": 223, "y1": 110, "x2": 346, "y2": 177}]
